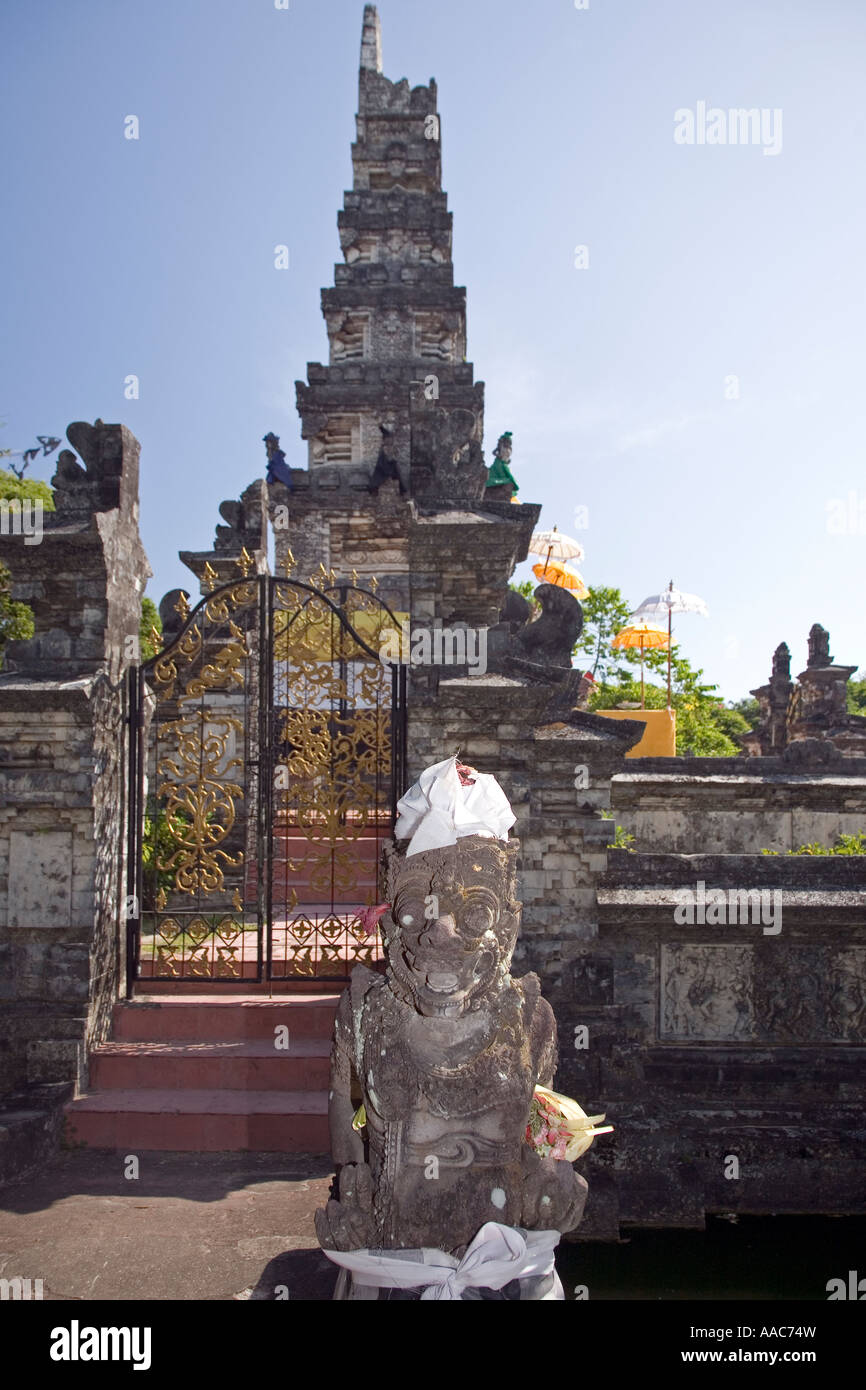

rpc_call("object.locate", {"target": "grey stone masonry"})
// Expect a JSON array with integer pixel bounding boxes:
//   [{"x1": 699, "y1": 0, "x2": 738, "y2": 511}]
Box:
[
  {"x1": 0, "y1": 422, "x2": 150, "y2": 1180},
  {"x1": 179, "y1": 479, "x2": 269, "y2": 595},
  {"x1": 268, "y1": 4, "x2": 538, "y2": 652}
]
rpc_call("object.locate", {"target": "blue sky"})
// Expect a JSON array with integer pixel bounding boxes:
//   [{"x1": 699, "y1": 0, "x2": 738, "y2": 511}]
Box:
[{"x1": 2, "y1": 0, "x2": 864, "y2": 700}]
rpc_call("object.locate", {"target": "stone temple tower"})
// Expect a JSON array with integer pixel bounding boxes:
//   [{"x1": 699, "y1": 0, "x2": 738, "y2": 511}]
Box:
[{"x1": 269, "y1": 4, "x2": 537, "y2": 628}]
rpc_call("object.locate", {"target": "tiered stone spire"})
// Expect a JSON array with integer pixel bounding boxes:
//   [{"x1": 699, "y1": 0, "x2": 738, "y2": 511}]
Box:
[
  {"x1": 293, "y1": 3, "x2": 483, "y2": 503},
  {"x1": 270, "y1": 5, "x2": 537, "y2": 629}
]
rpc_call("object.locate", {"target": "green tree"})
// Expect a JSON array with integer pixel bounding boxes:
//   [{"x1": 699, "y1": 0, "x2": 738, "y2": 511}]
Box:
[
  {"x1": 140, "y1": 596, "x2": 163, "y2": 661},
  {"x1": 573, "y1": 585, "x2": 634, "y2": 683},
  {"x1": 0, "y1": 471, "x2": 56, "y2": 669},
  {"x1": 729, "y1": 695, "x2": 760, "y2": 729},
  {"x1": 846, "y1": 671, "x2": 866, "y2": 718},
  {"x1": 0, "y1": 561, "x2": 35, "y2": 665},
  {"x1": 574, "y1": 585, "x2": 751, "y2": 755},
  {"x1": 0, "y1": 469, "x2": 55, "y2": 510}
]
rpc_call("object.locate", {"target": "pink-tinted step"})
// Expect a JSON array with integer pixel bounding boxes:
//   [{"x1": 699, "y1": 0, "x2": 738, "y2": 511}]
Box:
[
  {"x1": 65, "y1": 1089, "x2": 329, "y2": 1152},
  {"x1": 112, "y1": 996, "x2": 340, "y2": 1042},
  {"x1": 90, "y1": 1040, "x2": 330, "y2": 1092}
]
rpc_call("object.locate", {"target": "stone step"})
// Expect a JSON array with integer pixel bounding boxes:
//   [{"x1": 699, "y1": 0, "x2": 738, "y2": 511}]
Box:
[
  {"x1": 64, "y1": 1089, "x2": 329, "y2": 1152},
  {"x1": 89, "y1": 1040, "x2": 330, "y2": 1092},
  {"x1": 111, "y1": 995, "x2": 340, "y2": 1042}
]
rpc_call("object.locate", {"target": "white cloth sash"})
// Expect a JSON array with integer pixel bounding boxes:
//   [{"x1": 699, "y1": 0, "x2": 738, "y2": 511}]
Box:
[{"x1": 323, "y1": 1222, "x2": 561, "y2": 1300}]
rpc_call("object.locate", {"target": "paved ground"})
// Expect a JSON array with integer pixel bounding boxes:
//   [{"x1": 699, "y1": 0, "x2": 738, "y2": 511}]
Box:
[
  {"x1": 0, "y1": 1150, "x2": 338, "y2": 1301},
  {"x1": 3, "y1": 1148, "x2": 862, "y2": 1302}
]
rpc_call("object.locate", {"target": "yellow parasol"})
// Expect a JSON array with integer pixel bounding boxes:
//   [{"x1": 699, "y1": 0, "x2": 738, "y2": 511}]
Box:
[
  {"x1": 611, "y1": 622, "x2": 669, "y2": 709},
  {"x1": 531, "y1": 559, "x2": 589, "y2": 599}
]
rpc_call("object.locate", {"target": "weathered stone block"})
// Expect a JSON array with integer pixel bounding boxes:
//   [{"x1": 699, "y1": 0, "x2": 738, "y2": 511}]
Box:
[{"x1": 8, "y1": 830, "x2": 73, "y2": 928}]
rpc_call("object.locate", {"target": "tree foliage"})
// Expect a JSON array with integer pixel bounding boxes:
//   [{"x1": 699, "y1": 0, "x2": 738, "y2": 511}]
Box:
[
  {"x1": 0, "y1": 471, "x2": 55, "y2": 668},
  {"x1": 847, "y1": 672, "x2": 866, "y2": 718},
  {"x1": 572, "y1": 585, "x2": 633, "y2": 683},
  {"x1": 140, "y1": 596, "x2": 163, "y2": 661},
  {"x1": 0, "y1": 469, "x2": 55, "y2": 509},
  {"x1": 574, "y1": 584, "x2": 752, "y2": 755},
  {"x1": 0, "y1": 561, "x2": 35, "y2": 665}
]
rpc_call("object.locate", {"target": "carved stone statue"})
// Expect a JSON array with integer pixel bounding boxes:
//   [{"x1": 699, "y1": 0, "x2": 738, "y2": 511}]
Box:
[
  {"x1": 315, "y1": 825, "x2": 588, "y2": 1299},
  {"x1": 263, "y1": 432, "x2": 293, "y2": 490},
  {"x1": 512, "y1": 582, "x2": 583, "y2": 668},
  {"x1": 485, "y1": 430, "x2": 519, "y2": 494}
]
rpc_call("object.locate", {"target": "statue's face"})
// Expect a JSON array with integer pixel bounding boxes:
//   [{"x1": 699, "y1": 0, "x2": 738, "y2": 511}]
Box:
[{"x1": 385, "y1": 838, "x2": 520, "y2": 1018}]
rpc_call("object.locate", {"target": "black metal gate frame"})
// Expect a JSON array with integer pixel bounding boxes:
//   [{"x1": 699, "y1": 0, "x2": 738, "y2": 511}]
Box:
[{"x1": 124, "y1": 574, "x2": 408, "y2": 997}]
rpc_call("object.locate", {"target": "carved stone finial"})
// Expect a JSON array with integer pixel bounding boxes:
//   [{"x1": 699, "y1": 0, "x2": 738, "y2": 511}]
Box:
[
  {"x1": 807, "y1": 624, "x2": 832, "y2": 668},
  {"x1": 771, "y1": 642, "x2": 791, "y2": 682},
  {"x1": 360, "y1": 3, "x2": 382, "y2": 73}
]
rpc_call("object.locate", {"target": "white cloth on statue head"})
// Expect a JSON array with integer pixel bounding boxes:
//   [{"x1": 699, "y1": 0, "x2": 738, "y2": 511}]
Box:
[
  {"x1": 394, "y1": 755, "x2": 516, "y2": 857},
  {"x1": 322, "y1": 1222, "x2": 563, "y2": 1300}
]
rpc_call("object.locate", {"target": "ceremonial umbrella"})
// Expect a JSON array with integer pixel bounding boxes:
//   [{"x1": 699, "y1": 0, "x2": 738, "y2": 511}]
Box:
[
  {"x1": 531, "y1": 559, "x2": 589, "y2": 599},
  {"x1": 611, "y1": 622, "x2": 669, "y2": 709},
  {"x1": 630, "y1": 581, "x2": 708, "y2": 706},
  {"x1": 528, "y1": 525, "x2": 585, "y2": 575}
]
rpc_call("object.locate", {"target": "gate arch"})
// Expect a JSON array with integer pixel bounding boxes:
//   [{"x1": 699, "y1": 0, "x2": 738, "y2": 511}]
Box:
[{"x1": 125, "y1": 574, "x2": 407, "y2": 990}]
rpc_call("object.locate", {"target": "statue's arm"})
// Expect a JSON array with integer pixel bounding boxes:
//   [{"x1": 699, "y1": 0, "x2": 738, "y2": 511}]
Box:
[
  {"x1": 316, "y1": 978, "x2": 377, "y2": 1253},
  {"x1": 329, "y1": 989, "x2": 365, "y2": 1167},
  {"x1": 532, "y1": 994, "x2": 559, "y2": 1090}
]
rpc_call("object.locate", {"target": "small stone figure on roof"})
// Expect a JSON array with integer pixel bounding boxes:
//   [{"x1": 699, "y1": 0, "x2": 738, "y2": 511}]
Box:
[
  {"x1": 485, "y1": 430, "x2": 518, "y2": 492},
  {"x1": 263, "y1": 433, "x2": 293, "y2": 490}
]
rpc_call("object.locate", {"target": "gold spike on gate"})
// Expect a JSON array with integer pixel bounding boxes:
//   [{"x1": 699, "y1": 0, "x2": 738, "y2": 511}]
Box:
[
  {"x1": 235, "y1": 547, "x2": 254, "y2": 577},
  {"x1": 202, "y1": 561, "x2": 219, "y2": 593}
]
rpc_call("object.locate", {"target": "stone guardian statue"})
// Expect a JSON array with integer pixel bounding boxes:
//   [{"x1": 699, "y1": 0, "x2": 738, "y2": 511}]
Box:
[{"x1": 315, "y1": 756, "x2": 591, "y2": 1299}]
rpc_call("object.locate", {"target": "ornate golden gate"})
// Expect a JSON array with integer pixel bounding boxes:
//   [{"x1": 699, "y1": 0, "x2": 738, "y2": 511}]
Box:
[{"x1": 125, "y1": 571, "x2": 407, "y2": 989}]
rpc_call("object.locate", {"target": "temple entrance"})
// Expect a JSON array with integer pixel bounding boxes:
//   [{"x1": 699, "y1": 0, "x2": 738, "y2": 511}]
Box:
[{"x1": 125, "y1": 572, "x2": 407, "y2": 991}]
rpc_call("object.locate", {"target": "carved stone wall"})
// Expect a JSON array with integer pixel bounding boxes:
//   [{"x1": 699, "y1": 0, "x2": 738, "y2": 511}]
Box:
[{"x1": 0, "y1": 421, "x2": 149, "y2": 1182}]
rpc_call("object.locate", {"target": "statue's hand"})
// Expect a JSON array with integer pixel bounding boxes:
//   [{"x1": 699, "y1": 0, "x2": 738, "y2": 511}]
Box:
[
  {"x1": 520, "y1": 1146, "x2": 588, "y2": 1234},
  {"x1": 314, "y1": 1161, "x2": 377, "y2": 1252}
]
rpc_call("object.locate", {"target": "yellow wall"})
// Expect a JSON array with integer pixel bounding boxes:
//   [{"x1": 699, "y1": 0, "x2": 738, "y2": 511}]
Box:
[{"x1": 596, "y1": 707, "x2": 677, "y2": 758}]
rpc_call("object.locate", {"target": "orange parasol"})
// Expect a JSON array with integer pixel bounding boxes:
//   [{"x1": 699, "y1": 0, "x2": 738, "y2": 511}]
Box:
[
  {"x1": 531, "y1": 559, "x2": 589, "y2": 599},
  {"x1": 611, "y1": 622, "x2": 669, "y2": 709}
]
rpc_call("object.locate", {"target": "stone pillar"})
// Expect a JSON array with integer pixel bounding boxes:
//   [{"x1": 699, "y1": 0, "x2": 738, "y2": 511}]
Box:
[
  {"x1": 179, "y1": 479, "x2": 269, "y2": 594},
  {"x1": 740, "y1": 641, "x2": 794, "y2": 755},
  {"x1": 0, "y1": 420, "x2": 150, "y2": 1176}
]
